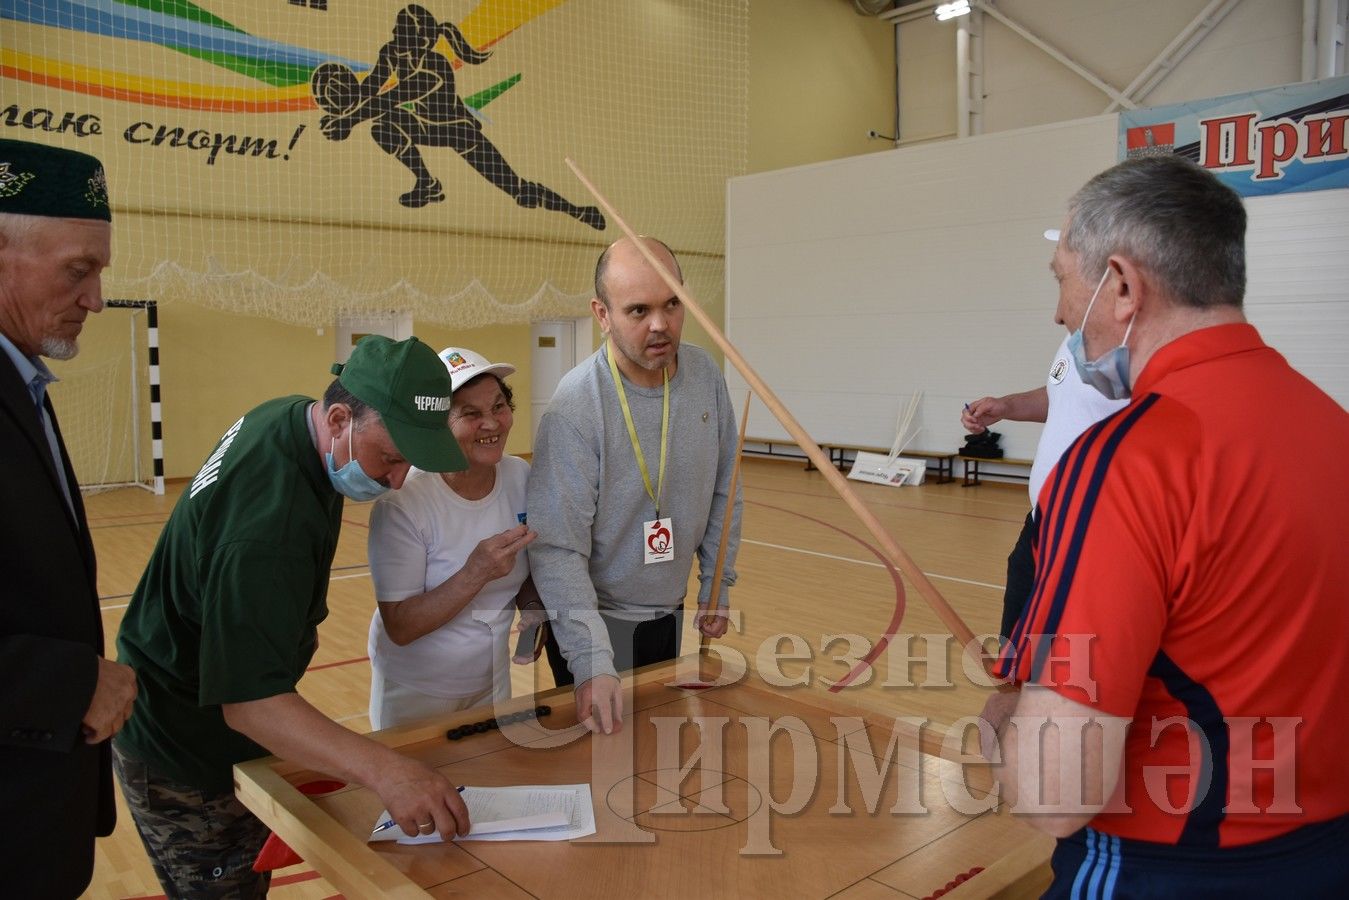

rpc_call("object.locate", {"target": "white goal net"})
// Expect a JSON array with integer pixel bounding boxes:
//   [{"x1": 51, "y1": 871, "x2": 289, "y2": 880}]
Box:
[{"x1": 47, "y1": 301, "x2": 161, "y2": 495}]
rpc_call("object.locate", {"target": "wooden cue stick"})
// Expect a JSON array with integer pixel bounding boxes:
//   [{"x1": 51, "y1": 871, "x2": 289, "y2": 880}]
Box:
[
  {"x1": 565, "y1": 158, "x2": 984, "y2": 662},
  {"x1": 701, "y1": 390, "x2": 753, "y2": 650}
]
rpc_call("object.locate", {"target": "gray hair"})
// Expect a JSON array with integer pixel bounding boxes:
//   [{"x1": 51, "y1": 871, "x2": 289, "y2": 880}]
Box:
[
  {"x1": 594, "y1": 236, "x2": 684, "y2": 307},
  {"x1": 1063, "y1": 155, "x2": 1246, "y2": 309},
  {"x1": 0, "y1": 212, "x2": 40, "y2": 247},
  {"x1": 322, "y1": 379, "x2": 380, "y2": 430}
]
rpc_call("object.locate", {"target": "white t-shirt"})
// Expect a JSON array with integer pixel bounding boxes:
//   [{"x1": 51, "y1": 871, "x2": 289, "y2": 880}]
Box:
[
  {"x1": 1029, "y1": 336, "x2": 1129, "y2": 507},
  {"x1": 367, "y1": 457, "x2": 530, "y2": 698}
]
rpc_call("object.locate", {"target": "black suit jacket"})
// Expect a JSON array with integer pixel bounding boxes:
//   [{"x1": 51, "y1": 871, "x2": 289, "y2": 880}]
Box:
[{"x1": 0, "y1": 351, "x2": 112, "y2": 898}]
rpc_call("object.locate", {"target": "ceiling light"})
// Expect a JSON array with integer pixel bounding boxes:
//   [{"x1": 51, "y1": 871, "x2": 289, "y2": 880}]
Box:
[{"x1": 935, "y1": 1, "x2": 972, "y2": 22}]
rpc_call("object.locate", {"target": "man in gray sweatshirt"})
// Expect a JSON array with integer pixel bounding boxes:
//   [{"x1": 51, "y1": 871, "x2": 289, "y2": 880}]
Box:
[{"x1": 526, "y1": 236, "x2": 741, "y2": 734}]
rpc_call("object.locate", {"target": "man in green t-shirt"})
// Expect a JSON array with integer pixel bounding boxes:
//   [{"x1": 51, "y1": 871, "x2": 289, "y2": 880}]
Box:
[{"x1": 115, "y1": 335, "x2": 471, "y2": 899}]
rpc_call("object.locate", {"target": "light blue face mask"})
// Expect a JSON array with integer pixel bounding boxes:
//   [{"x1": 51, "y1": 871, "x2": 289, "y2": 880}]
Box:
[
  {"x1": 325, "y1": 425, "x2": 389, "y2": 502},
  {"x1": 1068, "y1": 268, "x2": 1137, "y2": 401}
]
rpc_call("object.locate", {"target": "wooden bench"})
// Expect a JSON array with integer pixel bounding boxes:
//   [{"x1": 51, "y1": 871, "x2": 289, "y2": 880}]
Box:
[
  {"x1": 743, "y1": 436, "x2": 818, "y2": 469},
  {"x1": 958, "y1": 454, "x2": 1034, "y2": 487}
]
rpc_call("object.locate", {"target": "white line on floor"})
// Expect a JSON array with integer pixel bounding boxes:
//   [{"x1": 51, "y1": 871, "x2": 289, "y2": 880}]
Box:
[{"x1": 741, "y1": 538, "x2": 1004, "y2": 591}]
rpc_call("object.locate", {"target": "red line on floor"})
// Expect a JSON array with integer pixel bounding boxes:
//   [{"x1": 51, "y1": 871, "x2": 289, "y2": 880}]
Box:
[
  {"x1": 85, "y1": 510, "x2": 170, "y2": 521},
  {"x1": 88, "y1": 516, "x2": 169, "y2": 530},
  {"x1": 746, "y1": 500, "x2": 906, "y2": 692},
  {"x1": 307, "y1": 655, "x2": 369, "y2": 672}
]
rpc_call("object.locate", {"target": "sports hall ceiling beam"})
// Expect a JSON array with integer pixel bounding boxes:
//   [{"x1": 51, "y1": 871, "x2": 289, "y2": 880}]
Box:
[
  {"x1": 880, "y1": 0, "x2": 955, "y2": 25},
  {"x1": 974, "y1": 1, "x2": 1136, "y2": 110},
  {"x1": 1103, "y1": 0, "x2": 1244, "y2": 114}
]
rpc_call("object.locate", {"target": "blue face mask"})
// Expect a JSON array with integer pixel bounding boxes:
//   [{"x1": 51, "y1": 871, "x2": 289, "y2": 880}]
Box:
[
  {"x1": 325, "y1": 425, "x2": 389, "y2": 502},
  {"x1": 1068, "y1": 269, "x2": 1137, "y2": 401}
]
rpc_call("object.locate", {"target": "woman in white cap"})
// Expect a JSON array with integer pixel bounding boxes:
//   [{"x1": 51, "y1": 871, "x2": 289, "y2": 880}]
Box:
[{"x1": 365, "y1": 347, "x2": 544, "y2": 729}]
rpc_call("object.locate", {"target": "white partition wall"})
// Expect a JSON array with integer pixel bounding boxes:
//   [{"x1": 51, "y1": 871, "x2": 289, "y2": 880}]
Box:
[
  {"x1": 725, "y1": 114, "x2": 1349, "y2": 471},
  {"x1": 725, "y1": 115, "x2": 1119, "y2": 465},
  {"x1": 1244, "y1": 189, "x2": 1349, "y2": 403}
]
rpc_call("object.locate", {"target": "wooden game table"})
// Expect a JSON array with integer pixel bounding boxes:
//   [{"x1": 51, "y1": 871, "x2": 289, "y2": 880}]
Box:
[{"x1": 235, "y1": 655, "x2": 1052, "y2": 898}]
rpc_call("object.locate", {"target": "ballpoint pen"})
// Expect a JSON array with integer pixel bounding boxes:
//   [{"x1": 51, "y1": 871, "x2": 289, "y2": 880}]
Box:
[
  {"x1": 370, "y1": 818, "x2": 402, "y2": 836},
  {"x1": 370, "y1": 785, "x2": 467, "y2": 835}
]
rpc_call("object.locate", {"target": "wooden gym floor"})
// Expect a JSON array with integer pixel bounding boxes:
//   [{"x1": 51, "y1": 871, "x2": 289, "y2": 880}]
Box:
[{"x1": 82, "y1": 457, "x2": 1032, "y2": 899}]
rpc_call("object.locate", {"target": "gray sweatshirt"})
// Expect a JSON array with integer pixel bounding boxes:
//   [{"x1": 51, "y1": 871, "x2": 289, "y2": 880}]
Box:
[{"x1": 526, "y1": 343, "x2": 741, "y2": 684}]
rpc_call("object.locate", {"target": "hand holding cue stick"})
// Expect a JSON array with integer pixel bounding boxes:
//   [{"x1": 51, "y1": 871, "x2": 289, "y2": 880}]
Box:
[
  {"x1": 698, "y1": 390, "x2": 753, "y2": 653},
  {"x1": 565, "y1": 158, "x2": 993, "y2": 681}
]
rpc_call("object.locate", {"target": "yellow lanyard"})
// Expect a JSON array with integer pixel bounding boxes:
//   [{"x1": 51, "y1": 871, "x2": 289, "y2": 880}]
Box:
[{"x1": 607, "y1": 341, "x2": 669, "y2": 518}]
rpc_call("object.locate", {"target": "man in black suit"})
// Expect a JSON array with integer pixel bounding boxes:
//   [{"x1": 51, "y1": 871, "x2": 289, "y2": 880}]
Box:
[{"x1": 0, "y1": 138, "x2": 138, "y2": 898}]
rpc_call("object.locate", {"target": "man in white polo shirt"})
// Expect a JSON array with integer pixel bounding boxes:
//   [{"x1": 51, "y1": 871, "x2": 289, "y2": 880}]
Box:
[{"x1": 962, "y1": 235, "x2": 1128, "y2": 637}]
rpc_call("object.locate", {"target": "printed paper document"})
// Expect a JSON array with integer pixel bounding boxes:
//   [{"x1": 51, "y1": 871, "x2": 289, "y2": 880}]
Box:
[{"x1": 369, "y1": 784, "x2": 595, "y2": 844}]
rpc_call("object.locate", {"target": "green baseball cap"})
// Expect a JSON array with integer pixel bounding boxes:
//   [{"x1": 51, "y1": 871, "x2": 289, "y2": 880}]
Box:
[{"x1": 331, "y1": 335, "x2": 467, "y2": 473}]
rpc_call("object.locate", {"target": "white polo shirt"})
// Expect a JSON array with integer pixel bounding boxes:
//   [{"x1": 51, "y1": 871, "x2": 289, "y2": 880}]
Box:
[{"x1": 1029, "y1": 335, "x2": 1129, "y2": 509}]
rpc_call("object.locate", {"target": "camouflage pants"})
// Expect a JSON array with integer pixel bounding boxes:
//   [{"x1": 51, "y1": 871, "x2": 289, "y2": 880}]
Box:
[{"x1": 112, "y1": 744, "x2": 272, "y2": 899}]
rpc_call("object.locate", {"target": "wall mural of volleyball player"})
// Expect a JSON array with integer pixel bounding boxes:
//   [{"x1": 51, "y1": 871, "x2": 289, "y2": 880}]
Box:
[{"x1": 311, "y1": 4, "x2": 605, "y2": 228}]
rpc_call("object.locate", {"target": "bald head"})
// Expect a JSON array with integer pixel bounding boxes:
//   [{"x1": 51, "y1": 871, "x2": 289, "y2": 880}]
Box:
[
  {"x1": 593, "y1": 236, "x2": 683, "y2": 308},
  {"x1": 590, "y1": 235, "x2": 686, "y2": 387}
]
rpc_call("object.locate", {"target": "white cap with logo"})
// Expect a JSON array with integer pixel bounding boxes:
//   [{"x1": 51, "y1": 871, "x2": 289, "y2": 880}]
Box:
[{"x1": 437, "y1": 347, "x2": 517, "y2": 392}]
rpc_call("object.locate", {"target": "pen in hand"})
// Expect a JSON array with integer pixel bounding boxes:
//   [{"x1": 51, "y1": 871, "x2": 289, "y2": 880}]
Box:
[
  {"x1": 370, "y1": 818, "x2": 401, "y2": 836},
  {"x1": 370, "y1": 785, "x2": 467, "y2": 835}
]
